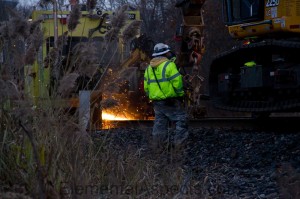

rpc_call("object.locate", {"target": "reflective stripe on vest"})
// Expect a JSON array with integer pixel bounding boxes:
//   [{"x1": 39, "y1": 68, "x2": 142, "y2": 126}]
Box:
[
  {"x1": 244, "y1": 61, "x2": 256, "y2": 67},
  {"x1": 146, "y1": 61, "x2": 181, "y2": 84}
]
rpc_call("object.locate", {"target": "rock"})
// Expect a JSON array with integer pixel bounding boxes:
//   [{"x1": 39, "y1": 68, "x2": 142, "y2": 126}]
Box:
[
  {"x1": 92, "y1": 125, "x2": 300, "y2": 198},
  {"x1": 259, "y1": 193, "x2": 266, "y2": 198}
]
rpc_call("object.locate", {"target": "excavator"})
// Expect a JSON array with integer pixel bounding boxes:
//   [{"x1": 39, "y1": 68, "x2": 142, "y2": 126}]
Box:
[{"x1": 176, "y1": 0, "x2": 300, "y2": 117}]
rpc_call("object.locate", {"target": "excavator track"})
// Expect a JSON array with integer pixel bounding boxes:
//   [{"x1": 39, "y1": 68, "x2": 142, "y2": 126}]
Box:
[
  {"x1": 209, "y1": 39, "x2": 300, "y2": 113},
  {"x1": 213, "y1": 39, "x2": 300, "y2": 59}
]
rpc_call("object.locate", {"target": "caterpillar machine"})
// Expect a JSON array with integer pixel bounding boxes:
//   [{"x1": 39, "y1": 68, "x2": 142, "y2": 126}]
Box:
[{"x1": 176, "y1": 0, "x2": 300, "y2": 117}]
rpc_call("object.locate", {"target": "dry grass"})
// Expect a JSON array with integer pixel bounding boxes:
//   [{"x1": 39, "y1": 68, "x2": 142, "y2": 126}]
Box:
[
  {"x1": 70, "y1": 41, "x2": 100, "y2": 77},
  {"x1": 87, "y1": 0, "x2": 97, "y2": 11},
  {"x1": 122, "y1": 20, "x2": 142, "y2": 42},
  {"x1": 68, "y1": 4, "x2": 82, "y2": 32},
  {"x1": 6, "y1": 7, "x2": 29, "y2": 39},
  {"x1": 0, "y1": 79, "x2": 21, "y2": 103},
  {"x1": 105, "y1": 5, "x2": 128, "y2": 42},
  {"x1": 56, "y1": 31, "x2": 68, "y2": 50},
  {"x1": 25, "y1": 20, "x2": 43, "y2": 65},
  {"x1": 44, "y1": 47, "x2": 59, "y2": 69},
  {"x1": 1, "y1": 105, "x2": 189, "y2": 198},
  {"x1": 57, "y1": 72, "x2": 80, "y2": 96},
  {"x1": 0, "y1": 5, "x2": 191, "y2": 199}
]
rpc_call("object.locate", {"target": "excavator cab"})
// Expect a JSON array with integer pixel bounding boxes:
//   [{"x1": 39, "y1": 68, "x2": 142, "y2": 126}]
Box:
[{"x1": 223, "y1": 0, "x2": 264, "y2": 25}]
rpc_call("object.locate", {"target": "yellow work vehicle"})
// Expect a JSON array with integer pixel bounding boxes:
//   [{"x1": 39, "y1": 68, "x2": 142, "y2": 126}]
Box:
[
  {"x1": 177, "y1": 0, "x2": 300, "y2": 117},
  {"x1": 26, "y1": 4, "x2": 146, "y2": 129},
  {"x1": 208, "y1": 0, "x2": 300, "y2": 116},
  {"x1": 27, "y1": 5, "x2": 140, "y2": 98}
]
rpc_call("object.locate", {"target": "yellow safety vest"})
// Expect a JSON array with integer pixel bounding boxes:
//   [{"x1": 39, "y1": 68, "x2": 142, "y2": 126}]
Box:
[
  {"x1": 144, "y1": 61, "x2": 184, "y2": 100},
  {"x1": 244, "y1": 61, "x2": 256, "y2": 67}
]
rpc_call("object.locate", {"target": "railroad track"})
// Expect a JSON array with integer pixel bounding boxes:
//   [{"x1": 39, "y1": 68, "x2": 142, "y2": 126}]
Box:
[{"x1": 101, "y1": 116, "x2": 300, "y2": 131}]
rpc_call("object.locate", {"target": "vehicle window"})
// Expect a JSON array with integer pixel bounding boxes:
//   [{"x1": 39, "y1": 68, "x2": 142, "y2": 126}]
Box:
[{"x1": 241, "y1": 0, "x2": 259, "y2": 18}]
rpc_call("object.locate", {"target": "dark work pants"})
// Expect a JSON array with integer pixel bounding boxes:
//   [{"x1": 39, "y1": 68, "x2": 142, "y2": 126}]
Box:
[{"x1": 152, "y1": 99, "x2": 188, "y2": 142}]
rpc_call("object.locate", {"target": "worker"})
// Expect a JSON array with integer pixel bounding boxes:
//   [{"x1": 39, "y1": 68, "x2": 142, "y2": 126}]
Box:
[{"x1": 144, "y1": 43, "x2": 188, "y2": 149}]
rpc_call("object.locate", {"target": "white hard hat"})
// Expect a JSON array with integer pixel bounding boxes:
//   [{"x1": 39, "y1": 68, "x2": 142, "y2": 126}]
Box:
[{"x1": 152, "y1": 43, "x2": 171, "y2": 57}]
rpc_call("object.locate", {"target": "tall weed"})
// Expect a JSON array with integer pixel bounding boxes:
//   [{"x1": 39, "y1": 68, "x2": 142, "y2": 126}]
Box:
[{"x1": 0, "y1": 4, "x2": 189, "y2": 199}]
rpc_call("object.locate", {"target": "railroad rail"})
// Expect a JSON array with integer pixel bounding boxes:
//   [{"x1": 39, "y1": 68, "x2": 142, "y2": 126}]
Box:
[{"x1": 100, "y1": 116, "x2": 300, "y2": 132}]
